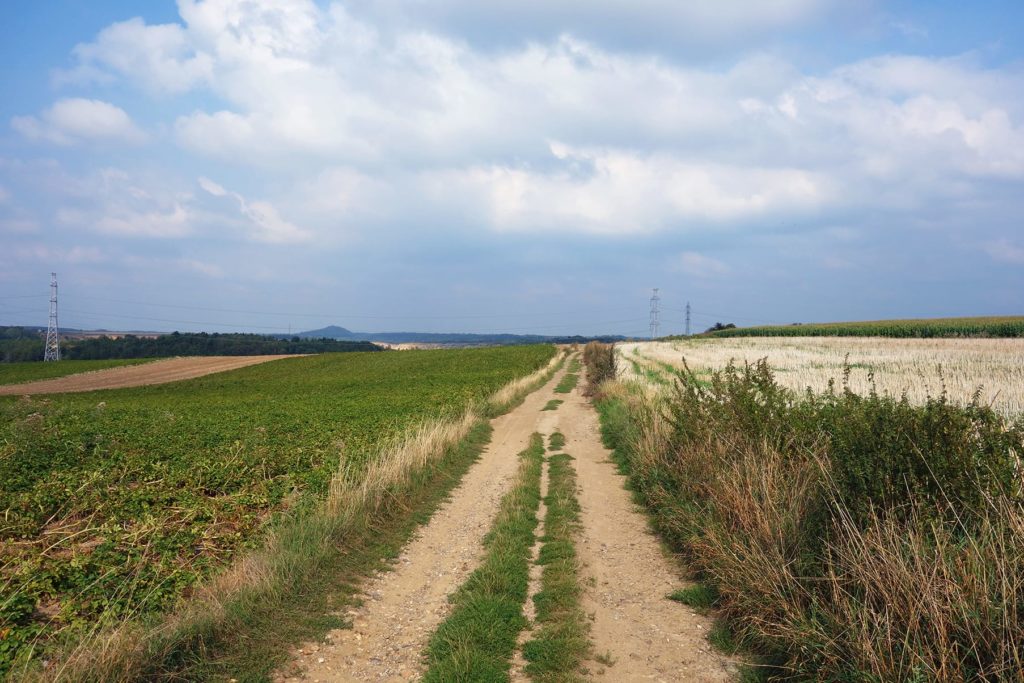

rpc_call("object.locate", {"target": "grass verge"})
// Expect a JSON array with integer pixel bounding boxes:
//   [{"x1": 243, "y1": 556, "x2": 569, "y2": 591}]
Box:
[
  {"x1": 542, "y1": 399, "x2": 563, "y2": 411},
  {"x1": 422, "y1": 434, "x2": 545, "y2": 682},
  {"x1": 523, "y1": 449, "x2": 589, "y2": 682}
]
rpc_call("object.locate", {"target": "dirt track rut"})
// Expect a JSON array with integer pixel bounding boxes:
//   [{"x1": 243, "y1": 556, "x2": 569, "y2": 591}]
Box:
[{"x1": 559, "y1": 383, "x2": 737, "y2": 681}]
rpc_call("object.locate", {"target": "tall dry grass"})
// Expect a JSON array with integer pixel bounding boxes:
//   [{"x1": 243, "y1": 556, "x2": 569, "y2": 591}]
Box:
[
  {"x1": 599, "y1": 362, "x2": 1024, "y2": 681},
  {"x1": 16, "y1": 350, "x2": 566, "y2": 683}
]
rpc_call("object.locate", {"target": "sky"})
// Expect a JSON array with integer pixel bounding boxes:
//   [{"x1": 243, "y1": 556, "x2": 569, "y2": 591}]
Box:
[{"x1": 1, "y1": 0, "x2": 1022, "y2": 337}]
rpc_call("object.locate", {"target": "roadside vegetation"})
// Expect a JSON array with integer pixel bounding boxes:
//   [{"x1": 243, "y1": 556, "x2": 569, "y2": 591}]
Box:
[
  {"x1": 0, "y1": 359, "x2": 152, "y2": 385},
  {"x1": 591, "y1": 351, "x2": 1024, "y2": 681},
  {"x1": 423, "y1": 434, "x2": 545, "y2": 682},
  {"x1": 698, "y1": 315, "x2": 1024, "y2": 338},
  {"x1": 523, "y1": 439, "x2": 588, "y2": 682},
  {"x1": 0, "y1": 346, "x2": 557, "y2": 679},
  {"x1": 581, "y1": 342, "x2": 615, "y2": 395}
]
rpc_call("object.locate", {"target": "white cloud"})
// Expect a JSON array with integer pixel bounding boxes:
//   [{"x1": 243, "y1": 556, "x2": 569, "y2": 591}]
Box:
[
  {"x1": 36, "y1": 0, "x2": 1024, "y2": 241},
  {"x1": 59, "y1": 17, "x2": 213, "y2": 93},
  {"x1": 675, "y1": 251, "x2": 730, "y2": 278},
  {"x1": 426, "y1": 145, "x2": 827, "y2": 234},
  {"x1": 11, "y1": 98, "x2": 146, "y2": 145},
  {"x1": 0, "y1": 184, "x2": 9, "y2": 203},
  {"x1": 198, "y1": 176, "x2": 310, "y2": 243}
]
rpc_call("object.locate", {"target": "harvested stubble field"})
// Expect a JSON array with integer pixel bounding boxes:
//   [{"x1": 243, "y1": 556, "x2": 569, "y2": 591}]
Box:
[
  {"x1": 622, "y1": 337, "x2": 1024, "y2": 417},
  {"x1": 0, "y1": 346, "x2": 554, "y2": 675}
]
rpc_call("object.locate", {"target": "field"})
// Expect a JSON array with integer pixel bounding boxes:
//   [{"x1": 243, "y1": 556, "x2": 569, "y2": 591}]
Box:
[
  {"x1": 0, "y1": 346, "x2": 554, "y2": 674},
  {"x1": 599, "y1": 338, "x2": 1024, "y2": 680},
  {"x1": 700, "y1": 315, "x2": 1024, "y2": 338},
  {"x1": 0, "y1": 360, "x2": 152, "y2": 386},
  {"x1": 621, "y1": 337, "x2": 1024, "y2": 417},
  {"x1": 0, "y1": 356, "x2": 303, "y2": 395}
]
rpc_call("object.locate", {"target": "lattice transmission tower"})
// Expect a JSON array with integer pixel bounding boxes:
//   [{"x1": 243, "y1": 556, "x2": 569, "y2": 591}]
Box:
[
  {"x1": 649, "y1": 288, "x2": 660, "y2": 339},
  {"x1": 685, "y1": 301, "x2": 691, "y2": 336},
  {"x1": 44, "y1": 272, "x2": 60, "y2": 361}
]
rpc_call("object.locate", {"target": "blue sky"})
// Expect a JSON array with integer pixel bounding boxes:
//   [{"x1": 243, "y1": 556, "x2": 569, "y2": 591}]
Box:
[{"x1": 1, "y1": 0, "x2": 1022, "y2": 336}]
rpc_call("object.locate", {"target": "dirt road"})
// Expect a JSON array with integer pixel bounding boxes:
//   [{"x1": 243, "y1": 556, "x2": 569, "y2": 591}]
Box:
[
  {"x1": 279, "y1": 364, "x2": 564, "y2": 682},
  {"x1": 279, "y1": 358, "x2": 735, "y2": 681},
  {"x1": 559, "y1": 383, "x2": 737, "y2": 681},
  {"x1": 0, "y1": 355, "x2": 300, "y2": 395}
]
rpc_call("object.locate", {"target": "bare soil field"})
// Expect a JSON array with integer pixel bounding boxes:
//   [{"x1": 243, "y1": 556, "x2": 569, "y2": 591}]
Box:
[{"x1": 0, "y1": 355, "x2": 301, "y2": 395}]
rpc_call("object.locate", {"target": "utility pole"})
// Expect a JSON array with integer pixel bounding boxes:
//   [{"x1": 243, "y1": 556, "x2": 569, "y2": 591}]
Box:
[
  {"x1": 44, "y1": 272, "x2": 60, "y2": 361},
  {"x1": 685, "y1": 301, "x2": 691, "y2": 337},
  {"x1": 649, "y1": 288, "x2": 660, "y2": 339}
]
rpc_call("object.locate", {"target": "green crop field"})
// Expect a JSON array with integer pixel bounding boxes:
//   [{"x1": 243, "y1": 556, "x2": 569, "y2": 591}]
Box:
[
  {"x1": 0, "y1": 346, "x2": 554, "y2": 673},
  {"x1": 0, "y1": 359, "x2": 154, "y2": 386},
  {"x1": 701, "y1": 315, "x2": 1024, "y2": 338}
]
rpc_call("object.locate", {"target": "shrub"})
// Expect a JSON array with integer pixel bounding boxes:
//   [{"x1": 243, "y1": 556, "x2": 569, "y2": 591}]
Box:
[
  {"x1": 600, "y1": 359, "x2": 1024, "y2": 680},
  {"x1": 581, "y1": 342, "x2": 616, "y2": 395}
]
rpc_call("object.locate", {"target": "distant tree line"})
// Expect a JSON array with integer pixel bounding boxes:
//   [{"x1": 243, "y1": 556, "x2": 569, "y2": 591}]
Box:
[{"x1": 0, "y1": 327, "x2": 380, "y2": 362}]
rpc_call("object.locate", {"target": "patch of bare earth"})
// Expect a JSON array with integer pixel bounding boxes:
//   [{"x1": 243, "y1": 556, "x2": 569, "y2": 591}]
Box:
[
  {"x1": 0, "y1": 355, "x2": 300, "y2": 395},
  {"x1": 277, "y1": 368, "x2": 565, "y2": 683},
  {"x1": 558, "y1": 385, "x2": 739, "y2": 682}
]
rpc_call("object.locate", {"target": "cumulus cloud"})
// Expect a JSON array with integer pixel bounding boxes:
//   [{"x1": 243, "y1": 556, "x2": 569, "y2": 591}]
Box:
[
  {"x1": 11, "y1": 98, "x2": 146, "y2": 145},
  {"x1": 13, "y1": 0, "x2": 1024, "y2": 254},
  {"x1": 424, "y1": 144, "x2": 827, "y2": 234}
]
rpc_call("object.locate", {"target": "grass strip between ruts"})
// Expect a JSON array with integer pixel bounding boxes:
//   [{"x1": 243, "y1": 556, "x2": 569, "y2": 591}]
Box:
[
  {"x1": 422, "y1": 433, "x2": 545, "y2": 682},
  {"x1": 523, "y1": 444, "x2": 589, "y2": 682}
]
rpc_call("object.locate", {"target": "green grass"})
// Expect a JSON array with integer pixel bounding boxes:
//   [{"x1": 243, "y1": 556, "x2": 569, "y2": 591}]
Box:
[
  {"x1": 523, "y1": 451, "x2": 589, "y2": 682},
  {"x1": 667, "y1": 584, "x2": 718, "y2": 612},
  {"x1": 542, "y1": 399, "x2": 564, "y2": 411},
  {"x1": 548, "y1": 431, "x2": 566, "y2": 451},
  {"x1": 0, "y1": 358, "x2": 153, "y2": 385},
  {"x1": 554, "y1": 373, "x2": 579, "y2": 394},
  {"x1": 696, "y1": 315, "x2": 1024, "y2": 338},
  {"x1": 423, "y1": 434, "x2": 545, "y2": 682},
  {"x1": 0, "y1": 345, "x2": 555, "y2": 676},
  {"x1": 141, "y1": 419, "x2": 497, "y2": 682}
]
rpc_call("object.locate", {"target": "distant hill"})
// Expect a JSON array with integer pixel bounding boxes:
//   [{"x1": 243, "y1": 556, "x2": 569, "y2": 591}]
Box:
[
  {"x1": 297, "y1": 325, "x2": 353, "y2": 338},
  {"x1": 294, "y1": 325, "x2": 627, "y2": 346}
]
